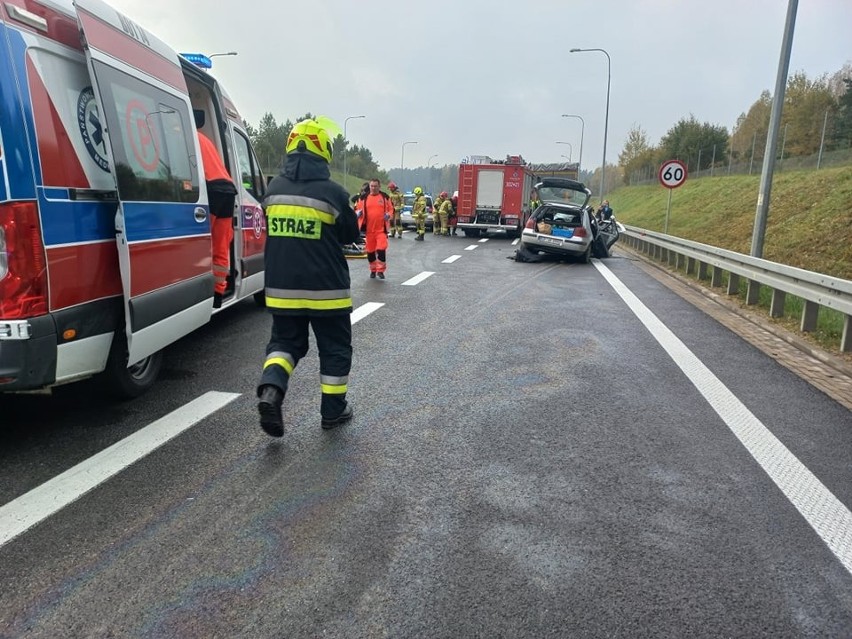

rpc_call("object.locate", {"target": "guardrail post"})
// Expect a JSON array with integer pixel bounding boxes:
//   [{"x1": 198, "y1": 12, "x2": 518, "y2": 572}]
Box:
[
  {"x1": 686, "y1": 257, "x2": 696, "y2": 276},
  {"x1": 746, "y1": 280, "x2": 760, "y2": 305},
  {"x1": 800, "y1": 301, "x2": 819, "y2": 332},
  {"x1": 770, "y1": 289, "x2": 786, "y2": 318},
  {"x1": 711, "y1": 266, "x2": 723, "y2": 288},
  {"x1": 727, "y1": 273, "x2": 740, "y2": 296},
  {"x1": 842, "y1": 316, "x2": 851, "y2": 352}
]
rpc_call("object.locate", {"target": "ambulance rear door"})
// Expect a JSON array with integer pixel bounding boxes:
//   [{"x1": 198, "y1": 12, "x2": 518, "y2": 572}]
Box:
[{"x1": 73, "y1": 0, "x2": 212, "y2": 364}]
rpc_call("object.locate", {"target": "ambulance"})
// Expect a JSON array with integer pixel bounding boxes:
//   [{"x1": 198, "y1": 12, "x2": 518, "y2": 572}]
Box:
[{"x1": 0, "y1": 0, "x2": 268, "y2": 397}]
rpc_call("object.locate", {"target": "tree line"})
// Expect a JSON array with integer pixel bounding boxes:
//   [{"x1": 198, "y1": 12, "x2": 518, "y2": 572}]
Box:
[
  {"x1": 245, "y1": 112, "x2": 388, "y2": 184},
  {"x1": 617, "y1": 64, "x2": 852, "y2": 188}
]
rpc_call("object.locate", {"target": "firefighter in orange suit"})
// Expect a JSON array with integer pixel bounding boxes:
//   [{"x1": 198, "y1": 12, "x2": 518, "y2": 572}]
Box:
[
  {"x1": 355, "y1": 178, "x2": 393, "y2": 278},
  {"x1": 197, "y1": 129, "x2": 237, "y2": 308}
]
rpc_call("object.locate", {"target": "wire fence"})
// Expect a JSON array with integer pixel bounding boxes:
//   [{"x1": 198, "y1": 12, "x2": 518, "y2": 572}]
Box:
[{"x1": 626, "y1": 145, "x2": 852, "y2": 186}]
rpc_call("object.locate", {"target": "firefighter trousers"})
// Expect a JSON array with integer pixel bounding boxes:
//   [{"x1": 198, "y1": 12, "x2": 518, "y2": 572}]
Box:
[{"x1": 259, "y1": 314, "x2": 352, "y2": 419}]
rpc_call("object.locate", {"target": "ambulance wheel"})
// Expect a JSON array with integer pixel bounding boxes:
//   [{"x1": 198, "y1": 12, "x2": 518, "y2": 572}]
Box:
[
  {"x1": 102, "y1": 331, "x2": 163, "y2": 399},
  {"x1": 253, "y1": 291, "x2": 266, "y2": 308}
]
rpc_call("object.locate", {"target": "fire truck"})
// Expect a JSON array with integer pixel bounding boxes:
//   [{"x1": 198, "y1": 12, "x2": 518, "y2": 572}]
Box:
[{"x1": 455, "y1": 155, "x2": 538, "y2": 238}]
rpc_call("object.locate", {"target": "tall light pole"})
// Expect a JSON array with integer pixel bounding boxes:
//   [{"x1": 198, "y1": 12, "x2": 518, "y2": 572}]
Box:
[
  {"x1": 555, "y1": 141, "x2": 573, "y2": 162},
  {"x1": 342, "y1": 115, "x2": 365, "y2": 194},
  {"x1": 208, "y1": 51, "x2": 238, "y2": 59},
  {"x1": 427, "y1": 154, "x2": 438, "y2": 194},
  {"x1": 401, "y1": 141, "x2": 418, "y2": 191},
  {"x1": 570, "y1": 48, "x2": 610, "y2": 201},
  {"x1": 562, "y1": 114, "x2": 585, "y2": 174}
]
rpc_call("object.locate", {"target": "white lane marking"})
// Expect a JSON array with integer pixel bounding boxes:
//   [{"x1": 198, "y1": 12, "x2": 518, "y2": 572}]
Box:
[
  {"x1": 442, "y1": 255, "x2": 462, "y2": 264},
  {"x1": 464, "y1": 245, "x2": 478, "y2": 251},
  {"x1": 512, "y1": 238, "x2": 520, "y2": 246},
  {"x1": 0, "y1": 391, "x2": 240, "y2": 548},
  {"x1": 401, "y1": 271, "x2": 435, "y2": 286},
  {"x1": 593, "y1": 260, "x2": 852, "y2": 575},
  {"x1": 478, "y1": 238, "x2": 489, "y2": 243},
  {"x1": 351, "y1": 302, "x2": 384, "y2": 324}
]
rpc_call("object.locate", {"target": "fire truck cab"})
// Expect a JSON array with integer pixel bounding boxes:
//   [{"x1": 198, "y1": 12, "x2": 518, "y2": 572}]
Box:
[{"x1": 0, "y1": 0, "x2": 267, "y2": 397}]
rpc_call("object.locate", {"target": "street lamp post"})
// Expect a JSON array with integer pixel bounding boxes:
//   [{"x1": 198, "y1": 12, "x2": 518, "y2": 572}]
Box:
[
  {"x1": 555, "y1": 141, "x2": 573, "y2": 163},
  {"x1": 401, "y1": 141, "x2": 418, "y2": 191},
  {"x1": 342, "y1": 115, "x2": 365, "y2": 194},
  {"x1": 561, "y1": 114, "x2": 585, "y2": 174},
  {"x1": 570, "y1": 48, "x2": 610, "y2": 201},
  {"x1": 208, "y1": 51, "x2": 238, "y2": 59},
  {"x1": 427, "y1": 154, "x2": 438, "y2": 194}
]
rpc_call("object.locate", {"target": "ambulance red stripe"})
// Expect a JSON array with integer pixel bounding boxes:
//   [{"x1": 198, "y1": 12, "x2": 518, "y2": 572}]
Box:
[
  {"x1": 47, "y1": 242, "x2": 121, "y2": 310},
  {"x1": 128, "y1": 236, "x2": 212, "y2": 298},
  {"x1": 26, "y1": 58, "x2": 89, "y2": 188},
  {"x1": 76, "y1": 7, "x2": 187, "y2": 94}
]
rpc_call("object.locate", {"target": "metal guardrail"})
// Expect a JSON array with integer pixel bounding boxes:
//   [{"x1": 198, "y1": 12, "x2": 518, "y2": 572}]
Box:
[{"x1": 621, "y1": 226, "x2": 852, "y2": 352}]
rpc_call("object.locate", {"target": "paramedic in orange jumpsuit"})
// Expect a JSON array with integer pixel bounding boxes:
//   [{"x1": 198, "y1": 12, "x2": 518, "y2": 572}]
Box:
[
  {"x1": 356, "y1": 178, "x2": 393, "y2": 278},
  {"x1": 197, "y1": 130, "x2": 237, "y2": 308}
]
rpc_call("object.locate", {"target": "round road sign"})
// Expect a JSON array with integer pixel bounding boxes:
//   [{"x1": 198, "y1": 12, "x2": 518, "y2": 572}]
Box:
[{"x1": 659, "y1": 160, "x2": 687, "y2": 189}]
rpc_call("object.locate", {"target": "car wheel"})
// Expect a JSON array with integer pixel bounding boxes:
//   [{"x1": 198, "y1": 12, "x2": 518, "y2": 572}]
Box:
[
  {"x1": 101, "y1": 330, "x2": 163, "y2": 399},
  {"x1": 580, "y1": 245, "x2": 592, "y2": 264}
]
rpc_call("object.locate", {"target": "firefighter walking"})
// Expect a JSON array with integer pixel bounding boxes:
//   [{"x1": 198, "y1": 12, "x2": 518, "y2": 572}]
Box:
[
  {"x1": 355, "y1": 179, "x2": 393, "y2": 278},
  {"x1": 257, "y1": 116, "x2": 361, "y2": 436},
  {"x1": 412, "y1": 186, "x2": 427, "y2": 241},
  {"x1": 388, "y1": 182, "x2": 404, "y2": 238},
  {"x1": 432, "y1": 191, "x2": 446, "y2": 236}
]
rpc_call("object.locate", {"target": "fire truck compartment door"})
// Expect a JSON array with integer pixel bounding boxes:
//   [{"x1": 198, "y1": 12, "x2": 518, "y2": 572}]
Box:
[{"x1": 74, "y1": 0, "x2": 212, "y2": 365}]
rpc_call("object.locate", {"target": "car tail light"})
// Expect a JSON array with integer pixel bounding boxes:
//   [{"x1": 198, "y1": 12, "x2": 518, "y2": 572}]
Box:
[
  {"x1": 0, "y1": 201, "x2": 48, "y2": 319},
  {"x1": 573, "y1": 227, "x2": 588, "y2": 238},
  {"x1": 524, "y1": 217, "x2": 536, "y2": 229}
]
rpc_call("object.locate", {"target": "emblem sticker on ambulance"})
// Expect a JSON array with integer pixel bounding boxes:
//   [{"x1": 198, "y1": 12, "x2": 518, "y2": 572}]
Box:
[
  {"x1": 253, "y1": 208, "x2": 264, "y2": 239},
  {"x1": 77, "y1": 87, "x2": 109, "y2": 172}
]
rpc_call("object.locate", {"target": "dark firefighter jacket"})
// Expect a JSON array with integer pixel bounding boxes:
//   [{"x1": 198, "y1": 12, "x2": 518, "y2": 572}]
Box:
[{"x1": 262, "y1": 153, "x2": 360, "y2": 316}]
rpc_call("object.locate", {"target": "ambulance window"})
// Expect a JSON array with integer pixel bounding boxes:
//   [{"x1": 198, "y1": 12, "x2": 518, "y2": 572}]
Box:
[
  {"x1": 232, "y1": 129, "x2": 264, "y2": 198},
  {"x1": 91, "y1": 61, "x2": 200, "y2": 203}
]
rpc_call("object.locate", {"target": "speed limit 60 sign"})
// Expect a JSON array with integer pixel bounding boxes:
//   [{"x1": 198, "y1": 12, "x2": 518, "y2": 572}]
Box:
[{"x1": 659, "y1": 160, "x2": 687, "y2": 189}]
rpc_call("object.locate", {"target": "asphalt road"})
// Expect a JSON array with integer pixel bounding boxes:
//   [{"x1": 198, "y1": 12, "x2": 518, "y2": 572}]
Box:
[{"x1": 1, "y1": 231, "x2": 851, "y2": 638}]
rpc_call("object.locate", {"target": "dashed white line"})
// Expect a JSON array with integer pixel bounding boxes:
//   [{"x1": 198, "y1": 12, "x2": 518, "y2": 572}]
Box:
[
  {"x1": 0, "y1": 391, "x2": 240, "y2": 548},
  {"x1": 593, "y1": 260, "x2": 852, "y2": 576},
  {"x1": 511, "y1": 238, "x2": 520, "y2": 246},
  {"x1": 401, "y1": 271, "x2": 435, "y2": 286},
  {"x1": 464, "y1": 245, "x2": 478, "y2": 251},
  {"x1": 478, "y1": 237, "x2": 489, "y2": 243},
  {"x1": 442, "y1": 255, "x2": 462, "y2": 264},
  {"x1": 351, "y1": 302, "x2": 384, "y2": 324}
]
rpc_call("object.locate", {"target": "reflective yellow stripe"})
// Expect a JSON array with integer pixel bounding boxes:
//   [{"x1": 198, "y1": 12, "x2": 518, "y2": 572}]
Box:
[
  {"x1": 321, "y1": 383, "x2": 347, "y2": 395},
  {"x1": 266, "y1": 204, "x2": 335, "y2": 226},
  {"x1": 266, "y1": 296, "x2": 352, "y2": 311},
  {"x1": 263, "y1": 356, "x2": 294, "y2": 375}
]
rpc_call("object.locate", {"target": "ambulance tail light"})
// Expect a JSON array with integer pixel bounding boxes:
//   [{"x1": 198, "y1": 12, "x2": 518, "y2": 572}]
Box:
[{"x1": 0, "y1": 201, "x2": 48, "y2": 319}]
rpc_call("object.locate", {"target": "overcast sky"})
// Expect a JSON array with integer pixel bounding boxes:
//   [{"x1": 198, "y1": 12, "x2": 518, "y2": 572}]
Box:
[{"x1": 110, "y1": 0, "x2": 852, "y2": 173}]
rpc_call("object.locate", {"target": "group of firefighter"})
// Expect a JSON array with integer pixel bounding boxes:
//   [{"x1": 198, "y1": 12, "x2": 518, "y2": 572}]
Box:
[{"x1": 355, "y1": 181, "x2": 458, "y2": 242}]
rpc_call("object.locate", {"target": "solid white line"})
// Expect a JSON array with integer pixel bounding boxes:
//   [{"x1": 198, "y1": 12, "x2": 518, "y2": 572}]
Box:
[
  {"x1": 401, "y1": 271, "x2": 435, "y2": 286},
  {"x1": 351, "y1": 302, "x2": 384, "y2": 324},
  {"x1": 0, "y1": 391, "x2": 240, "y2": 548},
  {"x1": 442, "y1": 255, "x2": 462, "y2": 264},
  {"x1": 464, "y1": 245, "x2": 478, "y2": 251},
  {"x1": 593, "y1": 260, "x2": 852, "y2": 575}
]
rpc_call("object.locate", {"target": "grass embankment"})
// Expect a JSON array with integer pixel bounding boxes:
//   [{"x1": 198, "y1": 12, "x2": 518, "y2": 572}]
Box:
[
  {"x1": 608, "y1": 165, "x2": 852, "y2": 280},
  {"x1": 606, "y1": 166, "x2": 852, "y2": 355}
]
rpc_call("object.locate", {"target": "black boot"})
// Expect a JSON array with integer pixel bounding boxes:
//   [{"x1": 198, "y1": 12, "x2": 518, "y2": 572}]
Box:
[
  {"x1": 321, "y1": 402, "x2": 353, "y2": 429},
  {"x1": 213, "y1": 292, "x2": 223, "y2": 309},
  {"x1": 257, "y1": 385, "x2": 284, "y2": 437}
]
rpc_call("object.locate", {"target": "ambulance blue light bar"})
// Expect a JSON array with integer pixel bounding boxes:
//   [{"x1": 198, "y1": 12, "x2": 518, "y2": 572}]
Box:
[{"x1": 180, "y1": 53, "x2": 213, "y2": 69}]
